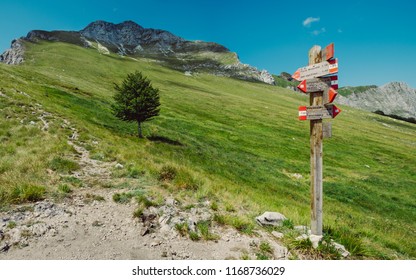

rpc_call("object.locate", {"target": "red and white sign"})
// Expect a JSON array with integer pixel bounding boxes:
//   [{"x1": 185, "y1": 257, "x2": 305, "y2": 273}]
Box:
[
  {"x1": 298, "y1": 104, "x2": 341, "y2": 121},
  {"x1": 319, "y1": 75, "x2": 338, "y2": 90},
  {"x1": 299, "y1": 106, "x2": 308, "y2": 120},
  {"x1": 292, "y1": 58, "x2": 338, "y2": 81}
]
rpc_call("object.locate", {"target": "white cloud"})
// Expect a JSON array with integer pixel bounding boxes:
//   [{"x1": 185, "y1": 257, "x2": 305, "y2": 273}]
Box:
[
  {"x1": 303, "y1": 17, "x2": 320, "y2": 27},
  {"x1": 312, "y1": 28, "x2": 326, "y2": 36}
]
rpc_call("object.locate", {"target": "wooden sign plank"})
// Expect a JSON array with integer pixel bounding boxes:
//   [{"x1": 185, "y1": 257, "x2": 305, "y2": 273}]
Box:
[
  {"x1": 298, "y1": 104, "x2": 341, "y2": 121},
  {"x1": 305, "y1": 105, "x2": 334, "y2": 120},
  {"x1": 297, "y1": 78, "x2": 328, "y2": 93},
  {"x1": 292, "y1": 58, "x2": 338, "y2": 81}
]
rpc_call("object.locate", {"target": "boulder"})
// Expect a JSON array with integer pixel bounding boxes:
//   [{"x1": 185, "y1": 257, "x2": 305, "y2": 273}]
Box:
[{"x1": 256, "y1": 212, "x2": 287, "y2": 226}]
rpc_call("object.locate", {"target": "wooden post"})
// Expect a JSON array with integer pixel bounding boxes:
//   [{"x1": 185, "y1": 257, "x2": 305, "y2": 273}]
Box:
[{"x1": 308, "y1": 46, "x2": 323, "y2": 236}]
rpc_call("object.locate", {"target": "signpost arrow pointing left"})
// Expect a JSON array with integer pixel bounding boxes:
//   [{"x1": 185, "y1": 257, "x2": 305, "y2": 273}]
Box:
[
  {"x1": 297, "y1": 78, "x2": 328, "y2": 93},
  {"x1": 292, "y1": 58, "x2": 338, "y2": 81}
]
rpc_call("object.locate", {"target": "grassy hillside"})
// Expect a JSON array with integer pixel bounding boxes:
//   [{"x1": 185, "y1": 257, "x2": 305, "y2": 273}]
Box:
[
  {"x1": 338, "y1": 85, "x2": 378, "y2": 96},
  {"x1": 0, "y1": 40, "x2": 415, "y2": 259}
]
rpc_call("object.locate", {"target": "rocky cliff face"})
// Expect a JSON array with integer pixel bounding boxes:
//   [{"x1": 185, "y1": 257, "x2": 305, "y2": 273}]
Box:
[
  {"x1": 337, "y1": 82, "x2": 416, "y2": 119},
  {"x1": 0, "y1": 39, "x2": 25, "y2": 65},
  {"x1": 1, "y1": 20, "x2": 275, "y2": 85}
]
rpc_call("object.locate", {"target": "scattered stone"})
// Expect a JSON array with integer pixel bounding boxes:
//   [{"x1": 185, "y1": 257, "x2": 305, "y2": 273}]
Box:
[
  {"x1": 309, "y1": 234, "x2": 323, "y2": 249},
  {"x1": 184, "y1": 71, "x2": 192, "y2": 76},
  {"x1": 256, "y1": 212, "x2": 287, "y2": 227},
  {"x1": 114, "y1": 163, "x2": 123, "y2": 169},
  {"x1": 29, "y1": 121, "x2": 36, "y2": 125},
  {"x1": 34, "y1": 201, "x2": 60, "y2": 218},
  {"x1": 165, "y1": 198, "x2": 177, "y2": 206},
  {"x1": 271, "y1": 231, "x2": 284, "y2": 239},
  {"x1": 291, "y1": 173, "x2": 303, "y2": 180},
  {"x1": 0, "y1": 243, "x2": 10, "y2": 253},
  {"x1": 294, "y1": 225, "x2": 309, "y2": 234},
  {"x1": 31, "y1": 223, "x2": 50, "y2": 237},
  {"x1": 92, "y1": 221, "x2": 104, "y2": 227},
  {"x1": 188, "y1": 218, "x2": 197, "y2": 233},
  {"x1": 332, "y1": 241, "x2": 350, "y2": 258},
  {"x1": 141, "y1": 227, "x2": 150, "y2": 236},
  {"x1": 8, "y1": 228, "x2": 22, "y2": 245}
]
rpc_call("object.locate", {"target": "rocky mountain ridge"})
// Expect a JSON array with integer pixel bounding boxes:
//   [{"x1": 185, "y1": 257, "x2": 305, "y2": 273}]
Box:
[
  {"x1": 337, "y1": 81, "x2": 416, "y2": 119},
  {"x1": 0, "y1": 20, "x2": 274, "y2": 84}
]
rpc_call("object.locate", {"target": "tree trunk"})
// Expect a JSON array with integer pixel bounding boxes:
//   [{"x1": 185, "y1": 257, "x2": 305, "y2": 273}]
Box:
[{"x1": 138, "y1": 121, "x2": 143, "y2": 138}]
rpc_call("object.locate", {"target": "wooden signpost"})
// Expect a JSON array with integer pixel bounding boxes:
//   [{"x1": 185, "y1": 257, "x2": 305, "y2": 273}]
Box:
[{"x1": 293, "y1": 43, "x2": 341, "y2": 236}]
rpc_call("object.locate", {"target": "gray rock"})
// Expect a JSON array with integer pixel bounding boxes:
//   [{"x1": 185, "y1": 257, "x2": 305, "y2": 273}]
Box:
[
  {"x1": 294, "y1": 225, "x2": 309, "y2": 234},
  {"x1": 114, "y1": 163, "x2": 123, "y2": 169},
  {"x1": 31, "y1": 223, "x2": 50, "y2": 237},
  {"x1": 337, "y1": 82, "x2": 416, "y2": 119},
  {"x1": 309, "y1": 234, "x2": 323, "y2": 249},
  {"x1": 7, "y1": 228, "x2": 22, "y2": 245},
  {"x1": 332, "y1": 241, "x2": 350, "y2": 258},
  {"x1": 165, "y1": 198, "x2": 177, "y2": 206},
  {"x1": 0, "y1": 39, "x2": 25, "y2": 65},
  {"x1": 187, "y1": 218, "x2": 197, "y2": 233},
  {"x1": 256, "y1": 212, "x2": 287, "y2": 226},
  {"x1": 271, "y1": 231, "x2": 284, "y2": 239}
]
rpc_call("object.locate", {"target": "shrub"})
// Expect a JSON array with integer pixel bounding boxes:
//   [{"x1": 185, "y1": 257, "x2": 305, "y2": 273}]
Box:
[
  {"x1": 10, "y1": 185, "x2": 46, "y2": 203},
  {"x1": 49, "y1": 157, "x2": 80, "y2": 173},
  {"x1": 112, "y1": 192, "x2": 134, "y2": 204},
  {"x1": 175, "y1": 222, "x2": 189, "y2": 237},
  {"x1": 189, "y1": 231, "x2": 200, "y2": 241},
  {"x1": 58, "y1": 184, "x2": 72, "y2": 193},
  {"x1": 158, "y1": 165, "x2": 177, "y2": 181}
]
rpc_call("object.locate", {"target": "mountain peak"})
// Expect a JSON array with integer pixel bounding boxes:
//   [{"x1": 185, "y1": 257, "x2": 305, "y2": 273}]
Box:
[
  {"x1": 80, "y1": 20, "x2": 184, "y2": 50},
  {"x1": 1, "y1": 20, "x2": 275, "y2": 84}
]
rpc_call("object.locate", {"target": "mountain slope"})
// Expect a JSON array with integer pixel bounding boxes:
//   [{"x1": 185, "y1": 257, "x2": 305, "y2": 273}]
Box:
[
  {"x1": 1, "y1": 20, "x2": 274, "y2": 84},
  {"x1": 337, "y1": 82, "x2": 416, "y2": 119},
  {"x1": 0, "y1": 39, "x2": 415, "y2": 259}
]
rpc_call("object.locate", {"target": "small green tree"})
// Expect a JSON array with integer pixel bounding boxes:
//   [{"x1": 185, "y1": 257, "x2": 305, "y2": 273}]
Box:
[{"x1": 112, "y1": 71, "x2": 160, "y2": 138}]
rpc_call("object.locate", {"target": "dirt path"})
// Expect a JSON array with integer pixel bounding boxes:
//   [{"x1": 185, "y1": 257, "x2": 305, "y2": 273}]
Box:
[{"x1": 0, "y1": 119, "x2": 289, "y2": 260}]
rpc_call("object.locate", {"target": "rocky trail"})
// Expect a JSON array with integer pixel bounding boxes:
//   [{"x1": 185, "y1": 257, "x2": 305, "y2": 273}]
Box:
[{"x1": 0, "y1": 113, "x2": 289, "y2": 260}]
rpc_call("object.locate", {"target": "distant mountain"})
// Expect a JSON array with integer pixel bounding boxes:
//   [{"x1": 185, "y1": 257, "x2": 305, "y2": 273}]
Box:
[
  {"x1": 337, "y1": 82, "x2": 416, "y2": 120},
  {"x1": 0, "y1": 20, "x2": 274, "y2": 84}
]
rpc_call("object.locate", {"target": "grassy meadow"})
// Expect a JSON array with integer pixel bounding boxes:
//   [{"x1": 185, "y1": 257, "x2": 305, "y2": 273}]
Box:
[{"x1": 0, "y1": 40, "x2": 415, "y2": 259}]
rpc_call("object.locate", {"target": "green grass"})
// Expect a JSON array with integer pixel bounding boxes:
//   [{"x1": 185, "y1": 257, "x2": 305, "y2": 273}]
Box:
[
  {"x1": 49, "y1": 157, "x2": 80, "y2": 174},
  {"x1": 337, "y1": 85, "x2": 378, "y2": 96},
  {"x1": 0, "y1": 40, "x2": 415, "y2": 259}
]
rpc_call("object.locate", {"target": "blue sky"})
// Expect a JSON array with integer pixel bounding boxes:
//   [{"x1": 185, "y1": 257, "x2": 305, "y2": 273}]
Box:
[{"x1": 1, "y1": 0, "x2": 415, "y2": 87}]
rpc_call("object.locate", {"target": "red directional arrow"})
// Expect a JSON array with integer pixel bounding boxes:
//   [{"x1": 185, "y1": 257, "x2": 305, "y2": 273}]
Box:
[
  {"x1": 323, "y1": 87, "x2": 338, "y2": 104},
  {"x1": 331, "y1": 104, "x2": 341, "y2": 118}
]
